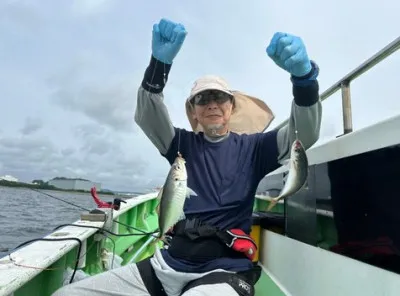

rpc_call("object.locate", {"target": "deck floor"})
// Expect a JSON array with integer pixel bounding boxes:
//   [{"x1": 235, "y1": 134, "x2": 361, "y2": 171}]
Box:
[{"x1": 255, "y1": 266, "x2": 287, "y2": 296}]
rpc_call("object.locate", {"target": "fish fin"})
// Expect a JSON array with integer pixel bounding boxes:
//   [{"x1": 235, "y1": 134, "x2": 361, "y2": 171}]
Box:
[
  {"x1": 293, "y1": 159, "x2": 299, "y2": 171},
  {"x1": 267, "y1": 198, "x2": 279, "y2": 211},
  {"x1": 186, "y1": 187, "x2": 198, "y2": 198},
  {"x1": 155, "y1": 187, "x2": 163, "y2": 214},
  {"x1": 156, "y1": 186, "x2": 164, "y2": 200}
]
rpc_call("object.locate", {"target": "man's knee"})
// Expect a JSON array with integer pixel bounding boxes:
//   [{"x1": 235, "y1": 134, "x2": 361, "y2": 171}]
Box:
[
  {"x1": 181, "y1": 271, "x2": 255, "y2": 296},
  {"x1": 51, "y1": 263, "x2": 149, "y2": 296},
  {"x1": 52, "y1": 284, "x2": 75, "y2": 296},
  {"x1": 181, "y1": 283, "x2": 240, "y2": 296}
]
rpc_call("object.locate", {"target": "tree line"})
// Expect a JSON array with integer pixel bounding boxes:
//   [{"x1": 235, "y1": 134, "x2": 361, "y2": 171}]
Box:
[{"x1": 0, "y1": 179, "x2": 114, "y2": 195}]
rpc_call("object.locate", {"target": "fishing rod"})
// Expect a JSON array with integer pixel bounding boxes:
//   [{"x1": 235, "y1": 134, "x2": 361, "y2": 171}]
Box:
[
  {"x1": 27, "y1": 188, "x2": 156, "y2": 235},
  {"x1": 29, "y1": 188, "x2": 90, "y2": 211},
  {"x1": 2, "y1": 189, "x2": 161, "y2": 283}
]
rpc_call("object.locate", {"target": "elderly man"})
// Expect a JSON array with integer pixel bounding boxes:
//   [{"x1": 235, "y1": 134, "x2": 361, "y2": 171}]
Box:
[{"x1": 53, "y1": 18, "x2": 322, "y2": 296}]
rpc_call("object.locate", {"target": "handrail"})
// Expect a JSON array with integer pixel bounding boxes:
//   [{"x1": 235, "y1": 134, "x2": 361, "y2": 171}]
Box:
[{"x1": 273, "y1": 36, "x2": 400, "y2": 134}]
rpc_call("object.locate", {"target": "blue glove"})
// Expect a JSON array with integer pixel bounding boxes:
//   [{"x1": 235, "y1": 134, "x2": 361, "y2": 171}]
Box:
[
  {"x1": 152, "y1": 18, "x2": 187, "y2": 64},
  {"x1": 266, "y1": 32, "x2": 312, "y2": 77}
]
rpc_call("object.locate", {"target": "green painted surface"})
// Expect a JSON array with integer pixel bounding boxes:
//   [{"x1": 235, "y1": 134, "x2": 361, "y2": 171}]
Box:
[
  {"x1": 255, "y1": 269, "x2": 287, "y2": 296},
  {"x1": 10, "y1": 195, "x2": 337, "y2": 296},
  {"x1": 13, "y1": 254, "x2": 72, "y2": 296},
  {"x1": 254, "y1": 197, "x2": 285, "y2": 214},
  {"x1": 12, "y1": 197, "x2": 159, "y2": 296},
  {"x1": 83, "y1": 236, "x2": 104, "y2": 275}
]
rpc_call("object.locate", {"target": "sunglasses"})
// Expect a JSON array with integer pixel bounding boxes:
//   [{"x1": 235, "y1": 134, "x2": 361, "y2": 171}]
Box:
[{"x1": 192, "y1": 90, "x2": 233, "y2": 106}]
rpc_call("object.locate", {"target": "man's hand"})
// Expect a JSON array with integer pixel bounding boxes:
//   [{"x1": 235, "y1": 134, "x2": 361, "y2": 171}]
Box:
[
  {"x1": 152, "y1": 18, "x2": 187, "y2": 64},
  {"x1": 266, "y1": 32, "x2": 312, "y2": 77}
]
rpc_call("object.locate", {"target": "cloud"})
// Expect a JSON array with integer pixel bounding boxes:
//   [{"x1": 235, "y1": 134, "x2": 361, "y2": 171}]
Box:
[
  {"x1": 0, "y1": 0, "x2": 399, "y2": 193},
  {"x1": 20, "y1": 117, "x2": 43, "y2": 135},
  {"x1": 0, "y1": 136, "x2": 58, "y2": 173},
  {"x1": 0, "y1": 129, "x2": 154, "y2": 191},
  {"x1": 74, "y1": 124, "x2": 115, "y2": 156},
  {"x1": 50, "y1": 82, "x2": 136, "y2": 133},
  {"x1": 47, "y1": 52, "x2": 138, "y2": 134},
  {"x1": 0, "y1": 0, "x2": 44, "y2": 32}
]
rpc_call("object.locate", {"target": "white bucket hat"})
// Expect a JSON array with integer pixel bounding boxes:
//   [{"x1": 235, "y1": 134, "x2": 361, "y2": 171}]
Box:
[{"x1": 185, "y1": 75, "x2": 275, "y2": 134}]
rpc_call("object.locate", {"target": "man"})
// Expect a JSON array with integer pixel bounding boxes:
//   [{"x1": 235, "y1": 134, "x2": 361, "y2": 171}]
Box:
[{"x1": 53, "y1": 18, "x2": 322, "y2": 296}]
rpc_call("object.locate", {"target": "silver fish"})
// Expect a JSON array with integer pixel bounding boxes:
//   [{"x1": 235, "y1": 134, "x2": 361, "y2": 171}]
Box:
[
  {"x1": 267, "y1": 139, "x2": 308, "y2": 211},
  {"x1": 156, "y1": 152, "x2": 197, "y2": 239}
]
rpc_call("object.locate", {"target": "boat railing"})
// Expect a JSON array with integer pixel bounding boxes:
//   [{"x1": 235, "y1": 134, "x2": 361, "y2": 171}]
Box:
[
  {"x1": 0, "y1": 192, "x2": 159, "y2": 296},
  {"x1": 272, "y1": 36, "x2": 400, "y2": 135}
]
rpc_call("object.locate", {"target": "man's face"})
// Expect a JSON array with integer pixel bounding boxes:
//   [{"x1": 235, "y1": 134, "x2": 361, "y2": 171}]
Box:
[{"x1": 191, "y1": 90, "x2": 234, "y2": 133}]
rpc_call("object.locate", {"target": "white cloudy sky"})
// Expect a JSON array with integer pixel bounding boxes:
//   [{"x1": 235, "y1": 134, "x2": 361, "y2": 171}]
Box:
[{"x1": 0, "y1": 0, "x2": 399, "y2": 192}]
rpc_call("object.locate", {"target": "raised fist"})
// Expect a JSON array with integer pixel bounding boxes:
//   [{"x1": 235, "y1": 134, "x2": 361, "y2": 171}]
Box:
[
  {"x1": 152, "y1": 18, "x2": 187, "y2": 64},
  {"x1": 266, "y1": 32, "x2": 312, "y2": 77}
]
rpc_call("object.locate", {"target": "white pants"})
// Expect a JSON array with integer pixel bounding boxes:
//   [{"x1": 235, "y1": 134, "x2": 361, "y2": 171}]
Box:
[{"x1": 52, "y1": 249, "x2": 239, "y2": 296}]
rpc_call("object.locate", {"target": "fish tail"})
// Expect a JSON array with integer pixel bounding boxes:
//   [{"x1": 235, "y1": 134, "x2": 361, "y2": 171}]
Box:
[
  {"x1": 149, "y1": 236, "x2": 162, "y2": 249},
  {"x1": 150, "y1": 233, "x2": 170, "y2": 249},
  {"x1": 267, "y1": 198, "x2": 279, "y2": 211}
]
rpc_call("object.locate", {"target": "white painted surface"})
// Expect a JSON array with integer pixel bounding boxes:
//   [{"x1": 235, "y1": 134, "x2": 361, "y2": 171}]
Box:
[
  {"x1": 0, "y1": 192, "x2": 158, "y2": 296},
  {"x1": 266, "y1": 113, "x2": 400, "y2": 176},
  {"x1": 259, "y1": 230, "x2": 400, "y2": 296}
]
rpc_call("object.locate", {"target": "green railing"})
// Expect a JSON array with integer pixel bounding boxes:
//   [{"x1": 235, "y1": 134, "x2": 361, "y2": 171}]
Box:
[{"x1": 272, "y1": 36, "x2": 400, "y2": 135}]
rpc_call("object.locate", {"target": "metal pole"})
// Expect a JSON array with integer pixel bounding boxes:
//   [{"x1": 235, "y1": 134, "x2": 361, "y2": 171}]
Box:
[
  {"x1": 341, "y1": 81, "x2": 353, "y2": 134},
  {"x1": 127, "y1": 233, "x2": 158, "y2": 264},
  {"x1": 272, "y1": 36, "x2": 400, "y2": 133}
]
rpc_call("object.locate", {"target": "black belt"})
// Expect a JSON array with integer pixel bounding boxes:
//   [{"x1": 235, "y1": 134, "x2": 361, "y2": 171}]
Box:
[
  {"x1": 168, "y1": 219, "x2": 242, "y2": 262},
  {"x1": 167, "y1": 218, "x2": 256, "y2": 262},
  {"x1": 137, "y1": 257, "x2": 166, "y2": 296},
  {"x1": 136, "y1": 256, "x2": 260, "y2": 296}
]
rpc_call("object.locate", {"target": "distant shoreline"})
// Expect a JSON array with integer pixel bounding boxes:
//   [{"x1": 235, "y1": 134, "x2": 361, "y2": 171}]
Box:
[{"x1": 0, "y1": 180, "x2": 115, "y2": 195}]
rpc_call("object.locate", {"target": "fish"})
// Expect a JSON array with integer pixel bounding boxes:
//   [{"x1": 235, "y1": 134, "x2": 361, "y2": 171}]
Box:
[
  {"x1": 267, "y1": 138, "x2": 308, "y2": 211},
  {"x1": 155, "y1": 152, "x2": 197, "y2": 241}
]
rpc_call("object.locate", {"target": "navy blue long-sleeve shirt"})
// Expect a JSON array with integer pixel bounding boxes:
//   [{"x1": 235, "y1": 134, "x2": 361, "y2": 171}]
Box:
[{"x1": 134, "y1": 56, "x2": 322, "y2": 272}]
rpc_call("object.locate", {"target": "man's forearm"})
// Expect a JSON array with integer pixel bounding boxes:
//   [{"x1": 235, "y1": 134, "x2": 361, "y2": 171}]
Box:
[
  {"x1": 276, "y1": 61, "x2": 322, "y2": 163},
  {"x1": 134, "y1": 56, "x2": 176, "y2": 155}
]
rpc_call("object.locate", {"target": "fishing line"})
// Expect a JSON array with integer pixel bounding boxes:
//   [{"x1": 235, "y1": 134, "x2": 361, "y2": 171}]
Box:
[
  {"x1": 7, "y1": 237, "x2": 82, "y2": 283},
  {"x1": 53, "y1": 223, "x2": 158, "y2": 237},
  {"x1": 149, "y1": 59, "x2": 158, "y2": 86},
  {"x1": 113, "y1": 220, "x2": 157, "y2": 236},
  {"x1": 29, "y1": 188, "x2": 157, "y2": 235},
  {"x1": 4, "y1": 192, "x2": 160, "y2": 282},
  {"x1": 100, "y1": 232, "x2": 116, "y2": 269},
  {"x1": 4, "y1": 225, "x2": 155, "y2": 281},
  {"x1": 148, "y1": 60, "x2": 180, "y2": 160},
  {"x1": 6, "y1": 233, "x2": 116, "y2": 284},
  {"x1": 177, "y1": 128, "x2": 181, "y2": 155},
  {"x1": 54, "y1": 223, "x2": 163, "y2": 246},
  {"x1": 294, "y1": 116, "x2": 299, "y2": 140},
  {"x1": 29, "y1": 188, "x2": 90, "y2": 212}
]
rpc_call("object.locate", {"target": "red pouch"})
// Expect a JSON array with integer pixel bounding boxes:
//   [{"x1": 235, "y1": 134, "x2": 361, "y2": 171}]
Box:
[{"x1": 226, "y1": 229, "x2": 257, "y2": 261}]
